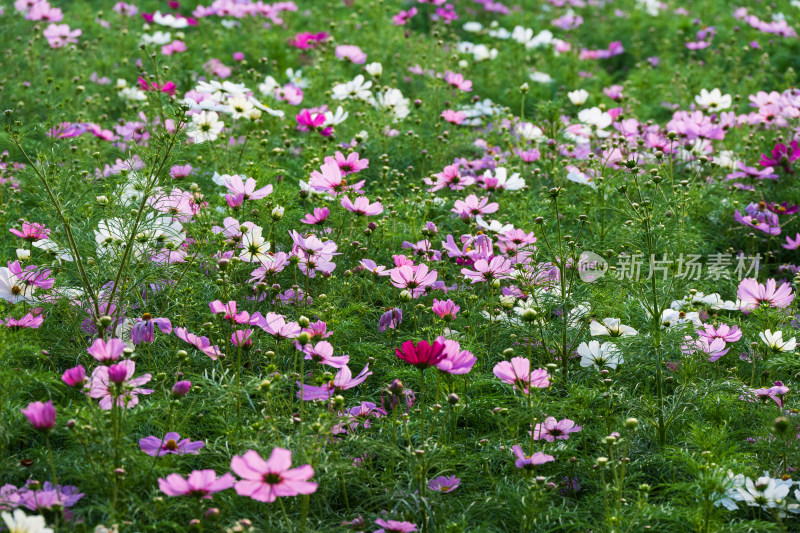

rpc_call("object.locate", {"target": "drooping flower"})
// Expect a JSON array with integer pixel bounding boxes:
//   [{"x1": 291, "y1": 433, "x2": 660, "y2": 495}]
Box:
[
  {"x1": 374, "y1": 519, "x2": 418, "y2": 533},
  {"x1": 589, "y1": 318, "x2": 638, "y2": 337},
  {"x1": 230, "y1": 448, "x2": 317, "y2": 502},
  {"x1": 174, "y1": 327, "x2": 224, "y2": 360},
  {"x1": 297, "y1": 364, "x2": 372, "y2": 400},
  {"x1": 130, "y1": 313, "x2": 172, "y2": 344},
  {"x1": 378, "y1": 308, "x2": 403, "y2": 332}
]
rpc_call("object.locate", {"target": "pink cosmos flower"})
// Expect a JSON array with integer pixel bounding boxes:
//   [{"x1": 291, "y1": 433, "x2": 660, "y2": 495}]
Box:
[
  {"x1": 251, "y1": 312, "x2": 301, "y2": 339},
  {"x1": 169, "y1": 164, "x2": 193, "y2": 180},
  {"x1": 452, "y1": 194, "x2": 499, "y2": 220},
  {"x1": 341, "y1": 195, "x2": 383, "y2": 216},
  {"x1": 335, "y1": 44, "x2": 367, "y2": 64},
  {"x1": 224, "y1": 174, "x2": 272, "y2": 201},
  {"x1": 297, "y1": 364, "x2": 372, "y2": 400},
  {"x1": 1, "y1": 311, "x2": 44, "y2": 329},
  {"x1": 441, "y1": 110, "x2": 466, "y2": 124},
  {"x1": 231, "y1": 448, "x2": 317, "y2": 502},
  {"x1": 461, "y1": 256, "x2": 513, "y2": 283},
  {"x1": 140, "y1": 432, "x2": 204, "y2": 456},
  {"x1": 783, "y1": 233, "x2": 800, "y2": 250},
  {"x1": 210, "y1": 300, "x2": 250, "y2": 324},
  {"x1": 392, "y1": 6, "x2": 417, "y2": 25},
  {"x1": 432, "y1": 299, "x2": 459, "y2": 321},
  {"x1": 428, "y1": 475, "x2": 460, "y2": 493},
  {"x1": 43, "y1": 23, "x2": 81, "y2": 48},
  {"x1": 174, "y1": 327, "x2": 224, "y2": 359},
  {"x1": 740, "y1": 381, "x2": 790, "y2": 408},
  {"x1": 231, "y1": 329, "x2": 254, "y2": 348},
  {"x1": 390, "y1": 264, "x2": 438, "y2": 297},
  {"x1": 303, "y1": 341, "x2": 350, "y2": 368},
  {"x1": 511, "y1": 446, "x2": 555, "y2": 469},
  {"x1": 682, "y1": 336, "x2": 729, "y2": 363},
  {"x1": 493, "y1": 358, "x2": 550, "y2": 394},
  {"x1": 324, "y1": 151, "x2": 369, "y2": 175},
  {"x1": 435, "y1": 338, "x2": 476, "y2": 374},
  {"x1": 62, "y1": 365, "x2": 87, "y2": 388},
  {"x1": 308, "y1": 161, "x2": 362, "y2": 195},
  {"x1": 374, "y1": 519, "x2": 418, "y2": 532},
  {"x1": 10, "y1": 222, "x2": 49, "y2": 241},
  {"x1": 88, "y1": 359, "x2": 153, "y2": 410},
  {"x1": 296, "y1": 109, "x2": 331, "y2": 136},
  {"x1": 360, "y1": 259, "x2": 389, "y2": 276},
  {"x1": 87, "y1": 337, "x2": 125, "y2": 363},
  {"x1": 531, "y1": 417, "x2": 582, "y2": 442},
  {"x1": 697, "y1": 323, "x2": 742, "y2": 343},
  {"x1": 396, "y1": 340, "x2": 447, "y2": 370},
  {"x1": 332, "y1": 402, "x2": 387, "y2": 434},
  {"x1": 288, "y1": 31, "x2": 328, "y2": 49},
  {"x1": 21, "y1": 400, "x2": 56, "y2": 431},
  {"x1": 426, "y1": 163, "x2": 474, "y2": 192},
  {"x1": 161, "y1": 39, "x2": 187, "y2": 55},
  {"x1": 159, "y1": 470, "x2": 235, "y2": 499},
  {"x1": 444, "y1": 71, "x2": 472, "y2": 92},
  {"x1": 737, "y1": 278, "x2": 795, "y2": 311},
  {"x1": 301, "y1": 207, "x2": 331, "y2": 225},
  {"x1": 26, "y1": 1, "x2": 63, "y2": 22}
]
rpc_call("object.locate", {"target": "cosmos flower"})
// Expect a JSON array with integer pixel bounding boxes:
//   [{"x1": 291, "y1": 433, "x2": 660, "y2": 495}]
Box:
[{"x1": 230, "y1": 448, "x2": 317, "y2": 502}]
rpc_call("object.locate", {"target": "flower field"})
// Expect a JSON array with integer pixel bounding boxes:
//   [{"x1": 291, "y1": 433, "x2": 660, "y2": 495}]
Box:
[{"x1": 2, "y1": 0, "x2": 800, "y2": 531}]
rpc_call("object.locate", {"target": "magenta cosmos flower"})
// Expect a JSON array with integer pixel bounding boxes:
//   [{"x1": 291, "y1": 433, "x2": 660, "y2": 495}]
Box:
[
  {"x1": 432, "y1": 298, "x2": 460, "y2": 321},
  {"x1": 435, "y1": 337, "x2": 476, "y2": 375},
  {"x1": 131, "y1": 313, "x2": 172, "y2": 344},
  {"x1": 159, "y1": 469, "x2": 235, "y2": 499},
  {"x1": 395, "y1": 340, "x2": 446, "y2": 370},
  {"x1": 174, "y1": 327, "x2": 224, "y2": 360},
  {"x1": 301, "y1": 207, "x2": 331, "y2": 225},
  {"x1": 140, "y1": 432, "x2": 204, "y2": 456},
  {"x1": 493, "y1": 358, "x2": 550, "y2": 394},
  {"x1": 737, "y1": 278, "x2": 795, "y2": 311},
  {"x1": 511, "y1": 446, "x2": 555, "y2": 469},
  {"x1": 374, "y1": 519, "x2": 418, "y2": 533},
  {"x1": 324, "y1": 151, "x2": 369, "y2": 175},
  {"x1": 231, "y1": 448, "x2": 317, "y2": 502},
  {"x1": 461, "y1": 256, "x2": 513, "y2": 283},
  {"x1": 531, "y1": 417, "x2": 583, "y2": 442},
  {"x1": 21, "y1": 400, "x2": 56, "y2": 431},
  {"x1": 428, "y1": 475, "x2": 460, "y2": 493}
]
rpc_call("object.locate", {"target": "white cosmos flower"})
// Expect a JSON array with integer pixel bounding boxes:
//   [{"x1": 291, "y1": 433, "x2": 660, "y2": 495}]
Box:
[
  {"x1": 660, "y1": 309, "x2": 702, "y2": 328},
  {"x1": 516, "y1": 122, "x2": 544, "y2": 141},
  {"x1": 578, "y1": 340, "x2": 623, "y2": 370},
  {"x1": 258, "y1": 75, "x2": 280, "y2": 97},
  {"x1": 332, "y1": 74, "x2": 373, "y2": 101},
  {"x1": 227, "y1": 96, "x2": 254, "y2": 120},
  {"x1": 566, "y1": 166, "x2": 596, "y2": 189},
  {"x1": 323, "y1": 106, "x2": 349, "y2": 127},
  {"x1": 529, "y1": 71, "x2": 553, "y2": 83},
  {"x1": 577, "y1": 107, "x2": 612, "y2": 137},
  {"x1": 195, "y1": 80, "x2": 248, "y2": 101},
  {"x1": 364, "y1": 62, "x2": 383, "y2": 77},
  {"x1": 249, "y1": 96, "x2": 285, "y2": 118},
  {"x1": 695, "y1": 88, "x2": 732, "y2": 111},
  {"x1": 483, "y1": 167, "x2": 525, "y2": 191},
  {"x1": 0, "y1": 266, "x2": 35, "y2": 304},
  {"x1": 285, "y1": 68, "x2": 308, "y2": 89},
  {"x1": 734, "y1": 475, "x2": 791, "y2": 510},
  {"x1": 140, "y1": 31, "x2": 171, "y2": 46},
  {"x1": 119, "y1": 87, "x2": 147, "y2": 102},
  {"x1": 463, "y1": 21, "x2": 483, "y2": 32},
  {"x1": 2, "y1": 509, "x2": 53, "y2": 533},
  {"x1": 240, "y1": 226, "x2": 271, "y2": 263},
  {"x1": 590, "y1": 318, "x2": 638, "y2": 337},
  {"x1": 527, "y1": 29, "x2": 554, "y2": 48},
  {"x1": 373, "y1": 88, "x2": 410, "y2": 121},
  {"x1": 475, "y1": 216, "x2": 514, "y2": 233},
  {"x1": 760, "y1": 330, "x2": 797, "y2": 353},
  {"x1": 152, "y1": 11, "x2": 189, "y2": 28},
  {"x1": 32, "y1": 239, "x2": 73, "y2": 262},
  {"x1": 186, "y1": 111, "x2": 224, "y2": 143},
  {"x1": 567, "y1": 89, "x2": 589, "y2": 106}
]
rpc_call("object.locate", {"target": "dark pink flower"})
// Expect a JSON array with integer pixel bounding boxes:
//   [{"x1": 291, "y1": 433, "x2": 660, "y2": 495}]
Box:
[
  {"x1": 21, "y1": 400, "x2": 56, "y2": 431},
  {"x1": 395, "y1": 340, "x2": 446, "y2": 370}
]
